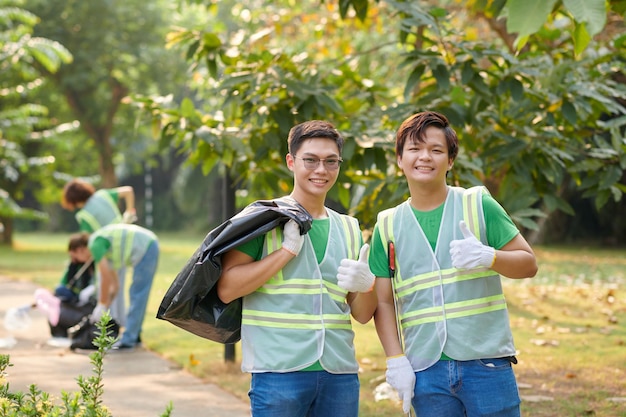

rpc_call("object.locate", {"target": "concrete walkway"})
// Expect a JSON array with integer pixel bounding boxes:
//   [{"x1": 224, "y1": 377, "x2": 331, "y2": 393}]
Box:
[{"x1": 0, "y1": 277, "x2": 250, "y2": 417}]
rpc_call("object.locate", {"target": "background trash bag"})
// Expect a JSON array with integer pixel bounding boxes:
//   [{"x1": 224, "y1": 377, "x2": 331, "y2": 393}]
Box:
[
  {"x1": 69, "y1": 315, "x2": 119, "y2": 350},
  {"x1": 50, "y1": 300, "x2": 96, "y2": 338},
  {"x1": 157, "y1": 198, "x2": 312, "y2": 344}
]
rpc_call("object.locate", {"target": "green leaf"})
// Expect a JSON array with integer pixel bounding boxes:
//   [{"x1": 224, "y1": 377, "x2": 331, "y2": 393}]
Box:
[
  {"x1": 563, "y1": 0, "x2": 607, "y2": 36},
  {"x1": 573, "y1": 22, "x2": 591, "y2": 56},
  {"x1": 461, "y1": 60, "x2": 475, "y2": 84},
  {"x1": 543, "y1": 194, "x2": 575, "y2": 215},
  {"x1": 404, "y1": 65, "x2": 425, "y2": 100},
  {"x1": 505, "y1": 0, "x2": 558, "y2": 38},
  {"x1": 594, "y1": 189, "x2": 611, "y2": 210},
  {"x1": 432, "y1": 64, "x2": 450, "y2": 91},
  {"x1": 561, "y1": 100, "x2": 577, "y2": 125},
  {"x1": 180, "y1": 98, "x2": 196, "y2": 119},
  {"x1": 599, "y1": 165, "x2": 623, "y2": 189}
]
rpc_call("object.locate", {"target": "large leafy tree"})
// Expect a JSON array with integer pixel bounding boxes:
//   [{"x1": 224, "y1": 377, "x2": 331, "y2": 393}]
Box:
[
  {"x1": 139, "y1": 0, "x2": 626, "y2": 242},
  {"x1": 24, "y1": 0, "x2": 183, "y2": 188},
  {"x1": 0, "y1": 3, "x2": 72, "y2": 245}
]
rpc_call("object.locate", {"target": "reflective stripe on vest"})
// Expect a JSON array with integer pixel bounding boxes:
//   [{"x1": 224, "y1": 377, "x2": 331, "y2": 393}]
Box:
[
  {"x1": 240, "y1": 208, "x2": 361, "y2": 373},
  {"x1": 108, "y1": 227, "x2": 135, "y2": 270},
  {"x1": 378, "y1": 186, "x2": 515, "y2": 370}
]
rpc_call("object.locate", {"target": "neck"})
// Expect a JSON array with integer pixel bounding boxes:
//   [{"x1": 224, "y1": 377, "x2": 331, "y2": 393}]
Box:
[
  {"x1": 408, "y1": 183, "x2": 448, "y2": 211},
  {"x1": 289, "y1": 192, "x2": 327, "y2": 219}
]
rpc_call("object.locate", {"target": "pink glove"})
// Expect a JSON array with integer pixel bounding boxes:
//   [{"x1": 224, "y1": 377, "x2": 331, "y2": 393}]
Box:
[
  {"x1": 337, "y1": 244, "x2": 375, "y2": 292},
  {"x1": 449, "y1": 220, "x2": 495, "y2": 269}
]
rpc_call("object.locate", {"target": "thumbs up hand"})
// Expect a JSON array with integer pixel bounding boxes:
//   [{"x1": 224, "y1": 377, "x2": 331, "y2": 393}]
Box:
[
  {"x1": 449, "y1": 220, "x2": 496, "y2": 269},
  {"x1": 337, "y1": 244, "x2": 375, "y2": 293}
]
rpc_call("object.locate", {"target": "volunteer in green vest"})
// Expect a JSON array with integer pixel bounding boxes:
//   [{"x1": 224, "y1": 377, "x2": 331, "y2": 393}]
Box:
[
  {"x1": 88, "y1": 223, "x2": 159, "y2": 350},
  {"x1": 369, "y1": 111, "x2": 538, "y2": 416},
  {"x1": 217, "y1": 120, "x2": 377, "y2": 417},
  {"x1": 61, "y1": 178, "x2": 137, "y2": 327},
  {"x1": 61, "y1": 178, "x2": 137, "y2": 232}
]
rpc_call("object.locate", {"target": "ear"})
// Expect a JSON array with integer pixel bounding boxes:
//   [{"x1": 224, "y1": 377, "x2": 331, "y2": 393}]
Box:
[
  {"x1": 448, "y1": 158, "x2": 454, "y2": 171},
  {"x1": 397, "y1": 155, "x2": 402, "y2": 167},
  {"x1": 286, "y1": 153, "x2": 295, "y2": 171}
]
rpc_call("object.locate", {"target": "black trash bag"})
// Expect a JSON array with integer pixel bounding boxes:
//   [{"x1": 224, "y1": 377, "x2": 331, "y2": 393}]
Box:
[
  {"x1": 68, "y1": 315, "x2": 120, "y2": 350},
  {"x1": 157, "y1": 198, "x2": 312, "y2": 344},
  {"x1": 50, "y1": 300, "x2": 96, "y2": 338}
]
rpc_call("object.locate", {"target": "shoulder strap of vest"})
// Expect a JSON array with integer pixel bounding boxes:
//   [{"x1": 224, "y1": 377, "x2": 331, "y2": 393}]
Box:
[
  {"x1": 376, "y1": 207, "x2": 396, "y2": 263},
  {"x1": 336, "y1": 213, "x2": 361, "y2": 260},
  {"x1": 462, "y1": 186, "x2": 489, "y2": 239}
]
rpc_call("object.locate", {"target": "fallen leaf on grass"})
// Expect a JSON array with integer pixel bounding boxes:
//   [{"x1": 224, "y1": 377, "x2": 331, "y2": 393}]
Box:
[
  {"x1": 529, "y1": 339, "x2": 560, "y2": 347},
  {"x1": 531, "y1": 339, "x2": 560, "y2": 347},
  {"x1": 521, "y1": 395, "x2": 554, "y2": 402},
  {"x1": 189, "y1": 353, "x2": 201, "y2": 366}
]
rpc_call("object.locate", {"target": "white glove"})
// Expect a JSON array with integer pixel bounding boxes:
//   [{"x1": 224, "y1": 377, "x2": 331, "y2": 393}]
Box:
[
  {"x1": 449, "y1": 220, "x2": 495, "y2": 269},
  {"x1": 281, "y1": 219, "x2": 304, "y2": 256},
  {"x1": 122, "y1": 209, "x2": 138, "y2": 224},
  {"x1": 337, "y1": 244, "x2": 375, "y2": 292},
  {"x1": 386, "y1": 355, "x2": 415, "y2": 414},
  {"x1": 90, "y1": 303, "x2": 109, "y2": 323},
  {"x1": 78, "y1": 284, "x2": 96, "y2": 305}
]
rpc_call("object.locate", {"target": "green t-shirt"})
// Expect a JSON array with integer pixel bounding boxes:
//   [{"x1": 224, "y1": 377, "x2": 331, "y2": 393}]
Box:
[
  {"x1": 89, "y1": 236, "x2": 112, "y2": 263},
  {"x1": 369, "y1": 192, "x2": 519, "y2": 278}
]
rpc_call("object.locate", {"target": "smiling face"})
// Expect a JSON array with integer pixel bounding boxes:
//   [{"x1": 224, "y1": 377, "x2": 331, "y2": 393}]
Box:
[
  {"x1": 287, "y1": 137, "x2": 341, "y2": 202},
  {"x1": 398, "y1": 126, "x2": 454, "y2": 188}
]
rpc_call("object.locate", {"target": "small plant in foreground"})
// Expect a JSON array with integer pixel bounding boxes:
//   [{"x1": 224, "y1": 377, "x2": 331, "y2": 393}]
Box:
[{"x1": 0, "y1": 313, "x2": 172, "y2": 416}]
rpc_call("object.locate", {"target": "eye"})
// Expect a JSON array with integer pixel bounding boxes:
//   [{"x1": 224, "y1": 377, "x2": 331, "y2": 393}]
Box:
[{"x1": 303, "y1": 158, "x2": 318, "y2": 164}]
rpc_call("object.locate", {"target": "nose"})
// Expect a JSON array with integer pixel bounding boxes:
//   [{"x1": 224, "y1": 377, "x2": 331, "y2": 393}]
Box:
[
  {"x1": 417, "y1": 149, "x2": 432, "y2": 160},
  {"x1": 313, "y1": 161, "x2": 327, "y2": 173}
]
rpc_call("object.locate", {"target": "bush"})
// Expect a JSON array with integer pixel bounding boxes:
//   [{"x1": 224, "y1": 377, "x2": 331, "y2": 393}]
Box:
[{"x1": 0, "y1": 314, "x2": 172, "y2": 417}]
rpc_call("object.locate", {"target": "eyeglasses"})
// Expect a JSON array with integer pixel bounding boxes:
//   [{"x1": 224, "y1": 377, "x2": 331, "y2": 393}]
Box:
[{"x1": 292, "y1": 155, "x2": 343, "y2": 170}]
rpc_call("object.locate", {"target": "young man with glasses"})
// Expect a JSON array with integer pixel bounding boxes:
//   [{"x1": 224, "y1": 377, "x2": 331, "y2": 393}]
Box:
[{"x1": 217, "y1": 120, "x2": 377, "y2": 417}]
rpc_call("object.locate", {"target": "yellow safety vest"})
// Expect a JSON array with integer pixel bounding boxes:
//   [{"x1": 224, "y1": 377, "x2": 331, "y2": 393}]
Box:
[
  {"x1": 241, "y1": 207, "x2": 362, "y2": 374},
  {"x1": 76, "y1": 189, "x2": 122, "y2": 232},
  {"x1": 378, "y1": 186, "x2": 516, "y2": 371}
]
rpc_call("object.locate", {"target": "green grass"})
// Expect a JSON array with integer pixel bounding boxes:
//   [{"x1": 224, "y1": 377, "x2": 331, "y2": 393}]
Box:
[{"x1": 1, "y1": 233, "x2": 625, "y2": 416}]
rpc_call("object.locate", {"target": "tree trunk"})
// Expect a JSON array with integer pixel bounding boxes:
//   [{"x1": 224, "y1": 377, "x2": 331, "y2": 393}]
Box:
[{"x1": 0, "y1": 217, "x2": 13, "y2": 246}]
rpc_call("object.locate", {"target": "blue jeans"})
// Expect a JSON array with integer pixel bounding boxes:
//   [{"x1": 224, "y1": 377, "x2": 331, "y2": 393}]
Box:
[
  {"x1": 249, "y1": 371, "x2": 359, "y2": 417},
  {"x1": 413, "y1": 358, "x2": 521, "y2": 417},
  {"x1": 119, "y1": 241, "x2": 158, "y2": 346}
]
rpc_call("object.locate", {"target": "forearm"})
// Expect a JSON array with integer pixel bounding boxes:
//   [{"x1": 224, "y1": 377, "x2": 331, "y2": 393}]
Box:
[
  {"x1": 347, "y1": 290, "x2": 377, "y2": 324},
  {"x1": 492, "y1": 234, "x2": 538, "y2": 279},
  {"x1": 98, "y1": 261, "x2": 119, "y2": 306},
  {"x1": 116, "y1": 186, "x2": 135, "y2": 211},
  {"x1": 374, "y1": 298, "x2": 404, "y2": 357},
  {"x1": 492, "y1": 248, "x2": 538, "y2": 279},
  {"x1": 217, "y1": 248, "x2": 294, "y2": 303}
]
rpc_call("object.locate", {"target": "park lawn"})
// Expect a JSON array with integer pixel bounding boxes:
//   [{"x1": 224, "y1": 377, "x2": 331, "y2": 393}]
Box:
[{"x1": 1, "y1": 233, "x2": 625, "y2": 416}]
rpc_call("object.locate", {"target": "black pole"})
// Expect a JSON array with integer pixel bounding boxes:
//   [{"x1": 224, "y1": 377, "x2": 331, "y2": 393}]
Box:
[{"x1": 222, "y1": 170, "x2": 237, "y2": 363}]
